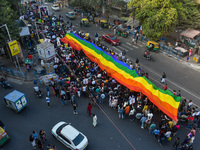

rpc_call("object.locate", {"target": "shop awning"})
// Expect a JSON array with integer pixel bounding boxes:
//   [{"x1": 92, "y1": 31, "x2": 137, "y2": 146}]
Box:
[{"x1": 180, "y1": 29, "x2": 200, "y2": 39}]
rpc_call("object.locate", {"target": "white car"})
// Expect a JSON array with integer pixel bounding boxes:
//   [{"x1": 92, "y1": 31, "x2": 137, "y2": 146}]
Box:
[
  {"x1": 52, "y1": 122, "x2": 88, "y2": 150},
  {"x1": 52, "y1": 4, "x2": 60, "y2": 11}
]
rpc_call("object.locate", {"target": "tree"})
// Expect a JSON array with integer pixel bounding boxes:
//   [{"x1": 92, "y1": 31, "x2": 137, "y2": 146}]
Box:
[
  {"x1": 128, "y1": 0, "x2": 200, "y2": 40},
  {"x1": 0, "y1": 0, "x2": 21, "y2": 47}
]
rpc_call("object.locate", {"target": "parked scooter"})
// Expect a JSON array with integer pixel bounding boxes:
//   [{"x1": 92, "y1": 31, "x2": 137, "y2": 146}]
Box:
[
  {"x1": 33, "y1": 86, "x2": 43, "y2": 98},
  {"x1": 0, "y1": 78, "x2": 12, "y2": 88}
]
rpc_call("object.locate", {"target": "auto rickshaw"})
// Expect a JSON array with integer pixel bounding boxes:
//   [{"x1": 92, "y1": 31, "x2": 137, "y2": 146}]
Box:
[
  {"x1": 0, "y1": 127, "x2": 9, "y2": 147},
  {"x1": 146, "y1": 41, "x2": 159, "y2": 52},
  {"x1": 4, "y1": 90, "x2": 28, "y2": 113},
  {"x1": 81, "y1": 18, "x2": 89, "y2": 27},
  {"x1": 117, "y1": 28, "x2": 128, "y2": 38},
  {"x1": 100, "y1": 20, "x2": 108, "y2": 28}
]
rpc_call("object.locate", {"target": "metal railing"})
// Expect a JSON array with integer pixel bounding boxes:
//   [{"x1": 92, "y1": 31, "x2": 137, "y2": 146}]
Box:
[{"x1": 0, "y1": 66, "x2": 27, "y2": 80}]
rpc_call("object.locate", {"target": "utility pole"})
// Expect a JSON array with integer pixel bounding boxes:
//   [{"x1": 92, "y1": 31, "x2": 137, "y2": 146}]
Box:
[{"x1": 0, "y1": 24, "x2": 21, "y2": 71}]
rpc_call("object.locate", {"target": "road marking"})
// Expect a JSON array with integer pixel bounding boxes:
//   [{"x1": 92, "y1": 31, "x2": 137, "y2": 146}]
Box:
[
  {"x1": 112, "y1": 47, "x2": 122, "y2": 53},
  {"x1": 126, "y1": 42, "x2": 138, "y2": 49},
  {"x1": 138, "y1": 44, "x2": 143, "y2": 47},
  {"x1": 119, "y1": 44, "x2": 133, "y2": 51},
  {"x1": 117, "y1": 36, "x2": 123, "y2": 39},
  {"x1": 148, "y1": 75, "x2": 200, "y2": 107}
]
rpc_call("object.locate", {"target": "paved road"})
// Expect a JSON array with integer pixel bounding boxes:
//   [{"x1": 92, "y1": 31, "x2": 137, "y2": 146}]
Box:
[
  {"x1": 0, "y1": 79, "x2": 199, "y2": 150},
  {"x1": 1, "y1": 3, "x2": 200, "y2": 150},
  {"x1": 47, "y1": 3, "x2": 200, "y2": 108}
]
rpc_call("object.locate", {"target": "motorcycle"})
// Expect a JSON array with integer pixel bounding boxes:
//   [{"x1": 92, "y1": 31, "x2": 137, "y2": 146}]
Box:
[
  {"x1": 143, "y1": 49, "x2": 153, "y2": 61},
  {"x1": 28, "y1": 46, "x2": 38, "y2": 55},
  {"x1": 143, "y1": 53, "x2": 153, "y2": 61},
  {"x1": 33, "y1": 86, "x2": 43, "y2": 98},
  {"x1": 0, "y1": 80, "x2": 12, "y2": 88}
]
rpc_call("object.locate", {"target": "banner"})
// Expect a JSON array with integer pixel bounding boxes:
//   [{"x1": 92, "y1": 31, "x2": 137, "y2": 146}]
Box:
[
  {"x1": 61, "y1": 33, "x2": 181, "y2": 122},
  {"x1": 8, "y1": 40, "x2": 20, "y2": 56}
]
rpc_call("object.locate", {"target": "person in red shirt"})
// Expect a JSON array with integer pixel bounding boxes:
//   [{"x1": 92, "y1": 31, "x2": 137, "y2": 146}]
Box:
[
  {"x1": 87, "y1": 103, "x2": 92, "y2": 116},
  {"x1": 173, "y1": 90, "x2": 177, "y2": 96},
  {"x1": 164, "y1": 84, "x2": 168, "y2": 90}
]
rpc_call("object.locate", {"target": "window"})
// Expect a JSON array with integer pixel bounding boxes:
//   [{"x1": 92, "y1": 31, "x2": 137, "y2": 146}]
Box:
[
  {"x1": 110, "y1": 37, "x2": 116, "y2": 40},
  {"x1": 56, "y1": 123, "x2": 68, "y2": 134},
  {"x1": 72, "y1": 133, "x2": 84, "y2": 146},
  {"x1": 59, "y1": 134, "x2": 71, "y2": 144}
]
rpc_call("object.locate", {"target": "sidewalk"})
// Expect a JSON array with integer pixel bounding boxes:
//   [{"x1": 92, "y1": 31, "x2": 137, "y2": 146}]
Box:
[{"x1": 0, "y1": 53, "x2": 38, "y2": 81}]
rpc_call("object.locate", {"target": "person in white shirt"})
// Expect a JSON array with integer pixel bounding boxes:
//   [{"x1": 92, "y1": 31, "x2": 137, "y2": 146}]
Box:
[
  {"x1": 92, "y1": 80, "x2": 95, "y2": 85},
  {"x1": 83, "y1": 77, "x2": 88, "y2": 85},
  {"x1": 33, "y1": 86, "x2": 39, "y2": 92},
  {"x1": 165, "y1": 130, "x2": 171, "y2": 139},
  {"x1": 82, "y1": 85, "x2": 87, "y2": 97},
  {"x1": 129, "y1": 62, "x2": 133, "y2": 70},
  {"x1": 129, "y1": 95, "x2": 135, "y2": 105}
]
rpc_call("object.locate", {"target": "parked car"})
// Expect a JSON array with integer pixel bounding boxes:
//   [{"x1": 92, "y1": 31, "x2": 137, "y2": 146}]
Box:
[
  {"x1": 51, "y1": 121, "x2": 88, "y2": 150},
  {"x1": 52, "y1": 4, "x2": 60, "y2": 11},
  {"x1": 66, "y1": 12, "x2": 75, "y2": 19},
  {"x1": 102, "y1": 34, "x2": 120, "y2": 46}
]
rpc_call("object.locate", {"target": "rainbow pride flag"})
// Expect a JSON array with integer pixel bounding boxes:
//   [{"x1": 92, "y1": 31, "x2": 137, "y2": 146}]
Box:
[{"x1": 61, "y1": 33, "x2": 181, "y2": 121}]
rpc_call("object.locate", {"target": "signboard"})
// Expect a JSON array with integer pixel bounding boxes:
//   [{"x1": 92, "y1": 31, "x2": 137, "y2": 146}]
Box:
[
  {"x1": 8, "y1": 40, "x2": 20, "y2": 56},
  {"x1": 19, "y1": 27, "x2": 30, "y2": 37}
]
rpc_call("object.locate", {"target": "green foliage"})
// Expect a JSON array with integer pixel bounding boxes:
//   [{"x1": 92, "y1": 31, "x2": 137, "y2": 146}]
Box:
[
  {"x1": 69, "y1": 0, "x2": 101, "y2": 8},
  {"x1": 128, "y1": 0, "x2": 200, "y2": 40},
  {"x1": 0, "y1": 0, "x2": 21, "y2": 47}
]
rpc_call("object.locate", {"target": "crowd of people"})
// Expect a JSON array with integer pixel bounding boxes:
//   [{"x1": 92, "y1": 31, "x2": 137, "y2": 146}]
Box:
[
  {"x1": 20, "y1": 2, "x2": 200, "y2": 150},
  {"x1": 28, "y1": 130, "x2": 57, "y2": 150}
]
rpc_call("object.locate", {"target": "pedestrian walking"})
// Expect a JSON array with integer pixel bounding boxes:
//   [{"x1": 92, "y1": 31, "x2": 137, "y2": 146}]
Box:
[
  {"x1": 164, "y1": 84, "x2": 168, "y2": 90},
  {"x1": 87, "y1": 103, "x2": 92, "y2": 116},
  {"x1": 32, "y1": 131, "x2": 39, "y2": 140},
  {"x1": 60, "y1": 94, "x2": 66, "y2": 106},
  {"x1": 80, "y1": 21, "x2": 82, "y2": 27},
  {"x1": 135, "y1": 58, "x2": 139, "y2": 68},
  {"x1": 73, "y1": 102, "x2": 78, "y2": 114},
  {"x1": 39, "y1": 129, "x2": 46, "y2": 143},
  {"x1": 52, "y1": 145, "x2": 57, "y2": 150},
  {"x1": 46, "y1": 96, "x2": 50, "y2": 107},
  {"x1": 46, "y1": 86, "x2": 50, "y2": 96},
  {"x1": 173, "y1": 137, "x2": 180, "y2": 150},
  {"x1": 77, "y1": 87, "x2": 81, "y2": 97},
  {"x1": 82, "y1": 85, "x2": 87, "y2": 97},
  {"x1": 29, "y1": 135, "x2": 36, "y2": 149},
  {"x1": 34, "y1": 79, "x2": 37, "y2": 86},
  {"x1": 95, "y1": 33, "x2": 98, "y2": 42},
  {"x1": 36, "y1": 139, "x2": 43, "y2": 150},
  {"x1": 55, "y1": 85, "x2": 60, "y2": 97},
  {"x1": 114, "y1": 28, "x2": 116, "y2": 35},
  {"x1": 129, "y1": 106, "x2": 135, "y2": 121},
  {"x1": 47, "y1": 144, "x2": 52, "y2": 150},
  {"x1": 161, "y1": 72, "x2": 166, "y2": 83},
  {"x1": 26, "y1": 64, "x2": 30, "y2": 72},
  {"x1": 93, "y1": 114, "x2": 97, "y2": 127},
  {"x1": 177, "y1": 90, "x2": 181, "y2": 97},
  {"x1": 135, "y1": 33, "x2": 139, "y2": 43}
]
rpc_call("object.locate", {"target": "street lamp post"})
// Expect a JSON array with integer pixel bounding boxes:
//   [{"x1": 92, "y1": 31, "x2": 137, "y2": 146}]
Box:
[{"x1": 0, "y1": 24, "x2": 21, "y2": 71}]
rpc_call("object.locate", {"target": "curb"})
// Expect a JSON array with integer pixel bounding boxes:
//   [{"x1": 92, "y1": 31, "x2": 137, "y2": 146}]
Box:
[{"x1": 1, "y1": 74, "x2": 33, "y2": 83}]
